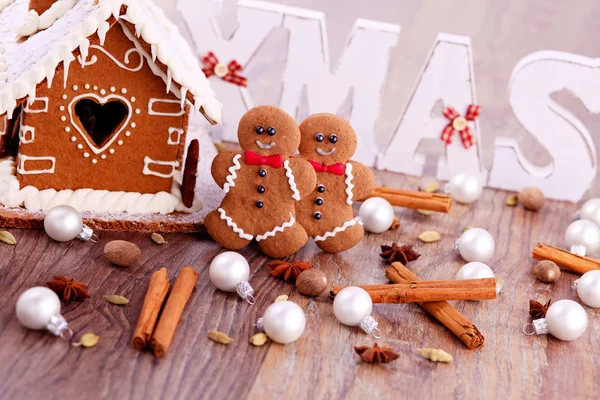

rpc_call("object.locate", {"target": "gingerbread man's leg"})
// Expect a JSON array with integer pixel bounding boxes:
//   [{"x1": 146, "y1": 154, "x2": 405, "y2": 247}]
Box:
[
  {"x1": 315, "y1": 222, "x2": 364, "y2": 254},
  {"x1": 204, "y1": 210, "x2": 252, "y2": 250},
  {"x1": 258, "y1": 222, "x2": 308, "y2": 258}
]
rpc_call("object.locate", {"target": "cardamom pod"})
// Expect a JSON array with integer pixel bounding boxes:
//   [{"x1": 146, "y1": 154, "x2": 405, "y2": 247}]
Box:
[
  {"x1": 423, "y1": 181, "x2": 440, "y2": 193},
  {"x1": 0, "y1": 231, "x2": 16, "y2": 245},
  {"x1": 418, "y1": 231, "x2": 441, "y2": 243},
  {"x1": 275, "y1": 294, "x2": 288, "y2": 302},
  {"x1": 214, "y1": 142, "x2": 228, "y2": 153},
  {"x1": 418, "y1": 348, "x2": 453, "y2": 363},
  {"x1": 208, "y1": 330, "x2": 233, "y2": 344},
  {"x1": 249, "y1": 333, "x2": 268, "y2": 346},
  {"x1": 151, "y1": 233, "x2": 167, "y2": 244},
  {"x1": 104, "y1": 295, "x2": 129, "y2": 305},
  {"x1": 505, "y1": 195, "x2": 518, "y2": 206},
  {"x1": 417, "y1": 209, "x2": 434, "y2": 216},
  {"x1": 73, "y1": 333, "x2": 99, "y2": 348}
]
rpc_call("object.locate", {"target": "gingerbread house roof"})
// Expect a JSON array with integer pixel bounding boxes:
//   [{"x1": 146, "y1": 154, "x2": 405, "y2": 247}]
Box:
[{"x1": 0, "y1": 0, "x2": 222, "y2": 123}]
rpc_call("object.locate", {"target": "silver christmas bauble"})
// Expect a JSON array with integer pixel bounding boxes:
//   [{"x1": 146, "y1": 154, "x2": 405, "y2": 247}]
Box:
[
  {"x1": 16, "y1": 287, "x2": 61, "y2": 330},
  {"x1": 447, "y1": 173, "x2": 482, "y2": 204},
  {"x1": 579, "y1": 198, "x2": 600, "y2": 227},
  {"x1": 43, "y1": 205, "x2": 83, "y2": 242},
  {"x1": 262, "y1": 301, "x2": 306, "y2": 344},
  {"x1": 576, "y1": 270, "x2": 600, "y2": 308},
  {"x1": 456, "y1": 228, "x2": 495, "y2": 263},
  {"x1": 333, "y1": 286, "x2": 373, "y2": 326},
  {"x1": 455, "y1": 262, "x2": 495, "y2": 280},
  {"x1": 545, "y1": 299, "x2": 588, "y2": 341},
  {"x1": 358, "y1": 197, "x2": 395, "y2": 233},
  {"x1": 565, "y1": 220, "x2": 600, "y2": 256},
  {"x1": 209, "y1": 252, "x2": 250, "y2": 292}
]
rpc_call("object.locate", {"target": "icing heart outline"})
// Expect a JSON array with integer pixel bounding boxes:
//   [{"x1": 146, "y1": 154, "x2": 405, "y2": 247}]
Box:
[{"x1": 67, "y1": 93, "x2": 132, "y2": 155}]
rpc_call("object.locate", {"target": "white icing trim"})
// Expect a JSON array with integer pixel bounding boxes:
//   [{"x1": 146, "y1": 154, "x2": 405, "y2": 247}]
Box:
[
  {"x1": 148, "y1": 98, "x2": 185, "y2": 116},
  {"x1": 67, "y1": 92, "x2": 132, "y2": 154},
  {"x1": 314, "y1": 217, "x2": 360, "y2": 242},
  {"x1": 24, "y1": 97, "x2": 49, "y2": 113},
  {"x1": 218, "y1": 207, "x2": 253, "y2": 240},
  {"x1": 77, "y1": 45, "x2": 144, "y2": 71},
  {"x1": 344, "y1": 162, "x2": 354, "y2": 205},
  {"x1": 256, "y1": 212, "x2": 296, "y2": 241},
  {"x1": 19, "y1": 125, "x2": 35, "y2": 144},
  {"x1": 0, "y1": 0, "x2": 16, "y2": 13},
  {"x1": 17, "y1": 155, "x2": 55, "y2": 175},
  {"x1": 17, "y1": 0, "x2": 78, "y2": 37},
  {"x1": 0, "y1": 156, "x2": 200, "y2": 214},
  {"x1": 167, "y1": 127, "x2": 184, "y2": 145},
  {"x1": 283, "y1": 160, "x2": 301, "y2": 201},
  {"x1": 223, "y1": 154, "x2": 242, "y2": 194},
  {"x1": 142, "y1": 156, "x2": 179, "y2": 178}
]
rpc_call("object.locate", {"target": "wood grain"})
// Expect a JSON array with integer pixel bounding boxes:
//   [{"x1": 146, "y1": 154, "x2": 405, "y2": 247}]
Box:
[{"x1": 0, "y1": 171, "x2": 599, "y2": 399}]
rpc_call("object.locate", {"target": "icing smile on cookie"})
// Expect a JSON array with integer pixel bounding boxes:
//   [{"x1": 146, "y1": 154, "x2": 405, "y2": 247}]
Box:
[
  {"x1": 317, "y1": 147, "x2": 336, "y2": 156},
  {"x1": 256, "y1": 140, "x2": 276, "y2": 150}
]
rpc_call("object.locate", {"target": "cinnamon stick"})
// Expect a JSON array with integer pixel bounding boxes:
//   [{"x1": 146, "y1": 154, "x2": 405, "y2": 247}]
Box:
[
  {"x1": 385, "y1": 262, "x2": 485, "y2": 350},
  {"x1": 132, "y1": 267, "x2": 170, "y2": 349},
  {"x1": 331, "y1": 278, "x2": 497, "y2": 303},
  {"x1": 150, "y1": 266, "x2": 199, "y2": 357},
  {"x1": 362, "y1": 187, "x2": 452, "y2": 213},
  {"x1": 532, "y1": 243, "x2": 600, "y2": 275}
]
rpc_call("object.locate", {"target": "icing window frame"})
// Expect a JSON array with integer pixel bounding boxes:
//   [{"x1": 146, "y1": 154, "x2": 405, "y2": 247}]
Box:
[
  {"x1": 19, "y1": 125, "x2": 35, "y2": 144},
  {"x1": 148, "y1": 99, "x2": 185, "y2": 116},
  {"x1": 23, "y1": 97, "x2": 49, "y2": 114},
  {"x1": 142, "y1": 156, "x2": 180, "y2": 179},
  {"x1": 17, "y1": 155, "x2": 56, "y2": 175},
  {"x1": 167, "y1": 127, "x2": 184, "y2": 145}
]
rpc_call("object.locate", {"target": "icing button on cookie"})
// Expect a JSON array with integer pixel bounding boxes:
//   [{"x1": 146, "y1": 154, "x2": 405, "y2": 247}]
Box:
[
  {"x1": 317, "y1": 184, "x2": 325, "y2": 193},
  {"x1": 259, "y1": 169, "x2": 267, "y2": 177},
  {"x1": 315, "y1": 197, "x2": 323, "y2": 206},
  {"x1": 313, "y1": 212, "x2": 322, "y2": 220},
  {"x1": 256, "y1": 201, "x2": 264, "y2": 208},
  {"x1": 257, "y1": 186, "x2": 266, "y2": 194}
]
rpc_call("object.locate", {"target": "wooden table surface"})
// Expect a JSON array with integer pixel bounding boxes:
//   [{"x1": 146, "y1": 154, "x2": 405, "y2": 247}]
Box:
[{"x1": 0, "y1": 172, "x2": 598, "y2": 400}]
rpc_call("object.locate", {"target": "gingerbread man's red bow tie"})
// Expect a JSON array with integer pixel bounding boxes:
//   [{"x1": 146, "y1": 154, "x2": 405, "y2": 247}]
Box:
[
  {"x1": 441, "y1": 104, "x2": 481, "y2": 149},
  {"x1": 202, "y1": 52, "x2": 247, "y2": 87},
  {"x1": 244, "y1": 150, "x2": 283, "y2": 168},
  {"x1": 308, "y1": 160, "x2": 345, "y2": 175}
]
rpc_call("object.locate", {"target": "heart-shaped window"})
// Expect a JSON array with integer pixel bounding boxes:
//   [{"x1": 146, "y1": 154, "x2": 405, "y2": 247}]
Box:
[{"x1": 75, "y1": 98, "x2": 128, "y2": 147}]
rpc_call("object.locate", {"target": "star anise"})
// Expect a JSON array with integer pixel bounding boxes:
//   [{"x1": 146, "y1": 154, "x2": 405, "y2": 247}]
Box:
[
  {"x1": 379, "y1": 242, "x2": 421, "y2": 265},
  {"x1": 354, "y1": 343, "x2": 400, "y2": 364},
  {"x1": 46, "y1": 276, "x2": 90, "y2": 303},
  {"x1": 268, "y1": 260, "x2": 313, "y2": 281},
  {"x1": 529, "y1": 299, "x2": 552, "y2": 320}
]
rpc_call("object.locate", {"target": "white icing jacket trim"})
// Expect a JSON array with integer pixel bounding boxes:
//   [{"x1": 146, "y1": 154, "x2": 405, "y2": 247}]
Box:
[
  {"x1": 0, "y1": 157, "x2": 201, "y2": 214},
  {"x1": 223, "y1": 154, "x2": 242, "y2": 193},
  {"x1": 217, "y1": 207, "x2": 253, "y2": 240},
  {"x1": 283, "y1": 160, "x2": 301, "y2": 201},
  {"x1": 256, "y1": 212, "x2": 295, "y2": 241},
  {"x1": 344, "y1": 162, "x2": 354, "y2": 205},
  {"x1": 314, "y1": 217, "x2": 362, "y2": 242}
]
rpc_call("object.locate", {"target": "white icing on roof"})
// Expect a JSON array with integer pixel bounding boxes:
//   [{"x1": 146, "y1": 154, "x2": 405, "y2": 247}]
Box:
[{"x1": 0, "y1": 0, "x2": 222, "y2": 123}]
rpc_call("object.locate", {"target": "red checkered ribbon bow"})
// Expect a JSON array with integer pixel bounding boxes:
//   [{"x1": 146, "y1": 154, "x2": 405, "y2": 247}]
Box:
[
  {"x1": 201, "y1": 52, "x2": 248, "y2": 87},
  {"x1": 244, "y1": 150, "x2": 283, "y2": 169},
  {"x1": 308, "y1": 160, "x2": 345, "y2": 175},
  {"x1": 441, "y1": 104, "x2": 481, "y2": 149}
]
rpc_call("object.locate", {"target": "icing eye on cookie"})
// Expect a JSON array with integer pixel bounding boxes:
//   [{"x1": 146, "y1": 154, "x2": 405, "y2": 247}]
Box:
[
  {"x1": 329, "y1": 134, "x2": 338, "y2": 143},
  {"x1": 256, "y1": 126, "x2": 265, "y2": 134},
  {"x1": 267, "y1": 127, "x2": 276, "y2": 136},
  {"x1": 315, "y1": 133, "x2": 324, "y2": 142}
]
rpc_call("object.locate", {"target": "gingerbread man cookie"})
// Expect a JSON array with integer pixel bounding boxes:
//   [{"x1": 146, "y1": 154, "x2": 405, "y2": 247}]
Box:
[
  {"x1": 205, "y1": 106, "x2": 317, "y2": 258},
  {"x1": 295, "y1": 113, "x2": 376, "y2": 253}
]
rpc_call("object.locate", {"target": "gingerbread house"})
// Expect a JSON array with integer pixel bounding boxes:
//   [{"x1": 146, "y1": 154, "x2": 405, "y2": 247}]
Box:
[{"x1": 0, "y1": 0, "x2": 222, "y2": 230}]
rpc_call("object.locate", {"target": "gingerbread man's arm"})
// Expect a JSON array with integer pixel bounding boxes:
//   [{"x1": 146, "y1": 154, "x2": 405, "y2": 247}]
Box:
[
  {"x1": 287, "y1": 157, "x2": 317, "y2": 199},
  {"x1": 211, "y1": 150, "x2": 243, "y2": 190},
  {"x1": 349, "y1": 161, "x2": 376, "y2": 200}
]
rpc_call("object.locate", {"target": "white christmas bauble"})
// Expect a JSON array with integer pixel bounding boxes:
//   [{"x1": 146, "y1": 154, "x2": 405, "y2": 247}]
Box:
[
  {"x1": 455, "y1": 262, "x2": 495, "y2": 280},
  {"x1": 358, "y1": 197, "x2": 395, "y2": 233},
  {"x1": 262, "y1": 301, "x2": 306, "y2": 344},
  {"x1": 457, "y1": 228, "x2": 495, "y2": 263},
  {"x1": 579, "y1": 198, "x2": 600, "y2": 227},
  {"x1": 44, "y1": 205, "x2": 83, "y2": 242},
  {"x1": 209, "y1": 252, "x2": 250, "y2": 292},
  {"x1": 447, "y1": 173, "x2": 482, "y2": 204},
  {"x1": 16, "y1": 287, "x2": 61, "y2": 330},
  {"x1": 333, "y1": 286, "x2": 373, "y2": 326},
  {"x1": 545, "y1": 299, "x2": 588, "y2": 341},
  {"x1": 565, "y1": 220, "x2": 600, "y2": 255},
  {"x1": 576, "y1": 270, "x2": 600, "y2": 308}
]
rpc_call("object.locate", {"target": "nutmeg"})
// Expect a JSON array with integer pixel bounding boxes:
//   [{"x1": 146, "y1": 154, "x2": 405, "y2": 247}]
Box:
[
  {"x1": 532, "y1": 260, "x2": 560, "y2": 283},
  {"x1": 296, "y1": 269, "x2": 328, "y2": 296},
  {"x1": 518, "y1": 186, "x2": 546, "y2": 211},
  {"x1": 104, "y1": 240, "x2": 141, "y2": 267}
]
